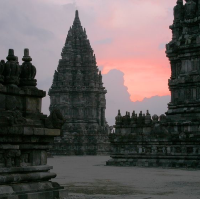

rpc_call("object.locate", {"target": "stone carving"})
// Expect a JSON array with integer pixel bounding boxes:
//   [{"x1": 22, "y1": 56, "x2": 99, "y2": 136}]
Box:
[
  {"x1": 4, "y1": 149, "x2": 21, "y2": 167},
  {"x1": 8, "y1": 111, "x2": 26, "y2": 126},
  {"x1": 152, "y1": 114, "x2": 158, "y2": 123},
  {"x1": 20, "y1": 48, "x2": 37, "y2": 87},
  {"x1": 174, "y1": 0, "x2": 184, "y2": 22},
  {"x1": 159, "y1": 114, "x2": 167, "y2": 123},
  {"x1": 0, "y1": 48, "x2": 66, "y2": 198},
  {"x1": 115, "y1": 110, "x2": 122, "y2": 126},
  {"x1": 4, "y1": 49, "x2": 21, "y2": 85},
  {"x1": 45, "y1": 108, "x2": 65, "y2": 129},
  {"x1": 131, "y1": 111, "x2": 137, "y2": 125},
  {"x1": 0, "y1": 60, "x2": 5, "y2": 83},
  {"x1": 49, "y1": 10, "x2": 110, "y2": 155},
  {"x1": 145, "y1": 110, "x2": 152, "y2": 124},
  {"x1": 185, "y1": 0, "x2": 197, "y2": 19}
]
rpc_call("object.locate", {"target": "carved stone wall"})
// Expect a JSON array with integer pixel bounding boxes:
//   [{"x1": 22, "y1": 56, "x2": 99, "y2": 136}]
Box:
[
  {"x1": 107, "y1": 0, "x2": 200, "y2": 168},
  {"x1": 107, "y1": 110, "x2": 200, "y2": 167},
  {"x1": 49, "y1": 10, "x2": 110, "y2": 155}
]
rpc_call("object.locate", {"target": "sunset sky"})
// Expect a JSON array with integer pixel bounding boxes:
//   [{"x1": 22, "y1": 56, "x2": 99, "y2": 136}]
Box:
[
  {"x1": 0, "y1": 0, "x2": 175, "y2": 104},
  {"x1": 53, "y1": 0, "x2": 174, "y2": 102},
  {"x1": 45, "y1": 0, "x2": 174, "y2": 101}
]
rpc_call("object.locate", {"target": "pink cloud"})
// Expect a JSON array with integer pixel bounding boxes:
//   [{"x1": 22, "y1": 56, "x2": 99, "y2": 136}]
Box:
[
  {"x1": 75, "y1": 0, "x2": 175, "y2": 101},
  {"x1": 39, "y1": 0, "x2": 175, "y2": 101}
]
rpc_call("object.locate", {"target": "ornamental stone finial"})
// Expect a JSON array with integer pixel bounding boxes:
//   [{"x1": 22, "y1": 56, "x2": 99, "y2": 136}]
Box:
[
  {"x1": 160, "y1": 114, "x2": 167, "y2": 122},
  {"x1": 20, "y1": 48, "x2": 37, "y2": 87},
  {"x1": 75, "y1": 10, "x2": 79, "y2": 18},
  {"x1": 5, "y1": 49, "x2": 21, "y2": 85},
  {"x1": 0, "y1": 60, "x2": 5, "y2": 83},
  {"x1": 73, "y1": 10, "x2": 81, "y2": 25},
  {"x1": 22, "y1": 48, "x2": 32, "y2": 62},
  {"x1": 152, "y1": 114, "x2": 159, "y2": 123},
  {"x1": 174, "y1": 0, "x2": 184, "y2": 22},
  {"x1": 131, "y1": 110, "x2": 137, "y2": 125},
  {"x1": 6, "y1": 49, "x2": 16, "y2": 61},
  {"x1": 115, "y1": 110, "x2": 122, "y2": 125}
]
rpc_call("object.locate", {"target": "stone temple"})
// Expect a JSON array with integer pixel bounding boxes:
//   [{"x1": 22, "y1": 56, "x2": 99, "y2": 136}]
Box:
[
  {"x1": 49, "y1": 11, "x2": 110, "y2": 155},
  {"x1": 0, "y1": 49, "x2": 67, "y2": 198},
  {"x1": 107, "y1": 0, "x2": 200, "y2": 168}
]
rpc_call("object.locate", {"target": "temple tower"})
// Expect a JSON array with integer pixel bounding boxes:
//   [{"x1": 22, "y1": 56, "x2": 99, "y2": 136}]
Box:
[
  {"x1": 166, "y1": 0, "x2": 200, "y2": 121},
  {"x1": 106, "y1": 0, "x2": 200, "y2": 168},
  {"x1": 49, "y1": 11, "x2": 109, "y2": 155}
]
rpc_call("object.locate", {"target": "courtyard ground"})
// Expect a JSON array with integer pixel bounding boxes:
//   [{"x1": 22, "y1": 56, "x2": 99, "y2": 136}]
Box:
[{"x1": 48, "y1": 156, "x2": 200, "y2": 199}]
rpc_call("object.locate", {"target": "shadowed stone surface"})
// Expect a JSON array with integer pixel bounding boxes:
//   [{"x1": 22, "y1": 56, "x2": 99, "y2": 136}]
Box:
[
  {"x1": 49, "y1": 10, "x2": 110, "y2": 156},
  {"x1": 107, "y1": 0, "x2": 200, "y2": 168},
  {"x1": 0, "y1": 49, "x2": 67, "y2": 199}
]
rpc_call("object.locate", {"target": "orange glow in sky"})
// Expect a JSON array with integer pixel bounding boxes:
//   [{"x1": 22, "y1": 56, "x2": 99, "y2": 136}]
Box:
[{"x1": 78, "y1": 0, "x2": 175, "y2": 101}]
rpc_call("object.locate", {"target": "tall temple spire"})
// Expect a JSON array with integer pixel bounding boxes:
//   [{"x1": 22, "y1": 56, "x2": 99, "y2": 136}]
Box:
[
  {"x1": 61, "y1": 10, "x2": 93, "y2": 60},
  {"x1": 49, "y1": 10, "x2": 108, "y2": 155},
  {"x1": 73, "y1": 10, "x2": 81, "y2": 27},
  {"x1": 166, "y1": 0, "x2": 200, "y2": 121},
  {"x1": 75, "y1": 10, "x2": 79, "y2": 18}
]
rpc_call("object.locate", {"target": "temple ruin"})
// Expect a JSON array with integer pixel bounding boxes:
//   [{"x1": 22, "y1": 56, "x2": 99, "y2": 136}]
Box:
[
  {"x1": 107, "y1": 0, "x2": 200, "y2": 168},
  {"x1": 49, "y1": 11, "x2": 110, "y2": 155},
  {"x1": 0, "y1": 49, "x2": 67, "y2": 198}
]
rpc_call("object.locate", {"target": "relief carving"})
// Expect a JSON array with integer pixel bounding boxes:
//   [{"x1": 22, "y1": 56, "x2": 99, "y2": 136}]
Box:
[
  {"x1": 4, "y1": 150, "x2": 21, "y2": 167},
  {"x1": 45, "y1": 108, "x2": 65, "y2": 129}
]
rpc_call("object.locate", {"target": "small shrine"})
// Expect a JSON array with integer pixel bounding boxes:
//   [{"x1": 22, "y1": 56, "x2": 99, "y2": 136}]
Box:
[{"x1": 0, "y1": 49, "x2": 66, "y2": 198}]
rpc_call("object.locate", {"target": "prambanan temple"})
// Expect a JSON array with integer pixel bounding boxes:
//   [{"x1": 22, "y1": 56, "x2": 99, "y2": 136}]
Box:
[
  {"x1": 49, "y1": 11, "x2": 110, "y2": 155},
  {"x1": 0, "y1": 49, "x2": 66, "y2": 198},
  {"x1": 107, "y1": 0, "x2": 200, "y2": 168}
]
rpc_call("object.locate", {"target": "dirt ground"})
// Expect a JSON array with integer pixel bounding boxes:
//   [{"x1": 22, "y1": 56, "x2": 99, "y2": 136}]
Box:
[{"x1": 48, "y1": 156, "x2": 200, "y2": 199}]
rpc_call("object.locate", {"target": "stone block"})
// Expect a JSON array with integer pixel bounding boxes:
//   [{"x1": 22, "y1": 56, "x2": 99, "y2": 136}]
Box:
[
  {"x1": 33, "y1": 128, "x2": 44, "y2": 135},
  {"x1": 30, "y1": 151, "x2": 41, "y2": 166},
  {"x1": 25, "y1": 97, "x2": 40, "y2": 113},
  {"x1": 0, "y1": 94, "x2": 5, "y2": 110},
  {"x1": 0, "y1": 186, "x2": 14, "y2": 196},
  {"x1": 57, "y1": 189, "x2": 68, "y2": 198},
  {"x1": 44, "y1": 129, "x2": 60, "y2": 136},
  {"x1": 41, "y1": 151, "x2": 47, "y2": 165},
  {"x1": 7, "y1": 195, "x2": 19, "y2": 199},
  {"x1": 24, "y1": 127, "x2": 33, "y2": 135},
  {"x1": 27, "y1": 191, "x2": 53, "y2": 199}
]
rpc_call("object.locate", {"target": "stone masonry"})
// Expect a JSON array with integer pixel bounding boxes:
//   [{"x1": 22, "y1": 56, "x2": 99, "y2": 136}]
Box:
[
  {"x1": 49, "y1": 11, "x2": 110, "y2": 155},
  {"x1": 107, "y1": 0, "x2": 200, "y2": 168},
  {"x1": 0, "y1": 49, "x2": 67, "y2": 198}
]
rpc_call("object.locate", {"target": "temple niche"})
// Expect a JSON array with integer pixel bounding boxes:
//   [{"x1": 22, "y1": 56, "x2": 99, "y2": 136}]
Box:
[
  {"x1": 49, "y1": 11, "x2": 110, "y2": 155},
  {"x1": 107, "y1": 0, "x2": 200, "y2": 168}
]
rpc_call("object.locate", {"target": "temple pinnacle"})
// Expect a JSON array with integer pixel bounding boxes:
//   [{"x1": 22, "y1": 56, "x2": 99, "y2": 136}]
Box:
[
  {"x1": 73, "y1": 10, "x2": 81, "y2": 25},
  {"x1": 75, "y1": 10, "x2": 79, "y2": 18}
]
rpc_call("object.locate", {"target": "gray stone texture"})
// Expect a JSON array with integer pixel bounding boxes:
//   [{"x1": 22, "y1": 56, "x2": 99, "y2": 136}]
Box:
[
  {"x1": 49, "y1": 10, "x2": 110, "y2": 155},
  {"x1": 107, "y1": 0, "x2": 200, "y2": 168},
  {"x1": 0, "y1": 49, "x2": 66, "y2": 198}
]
